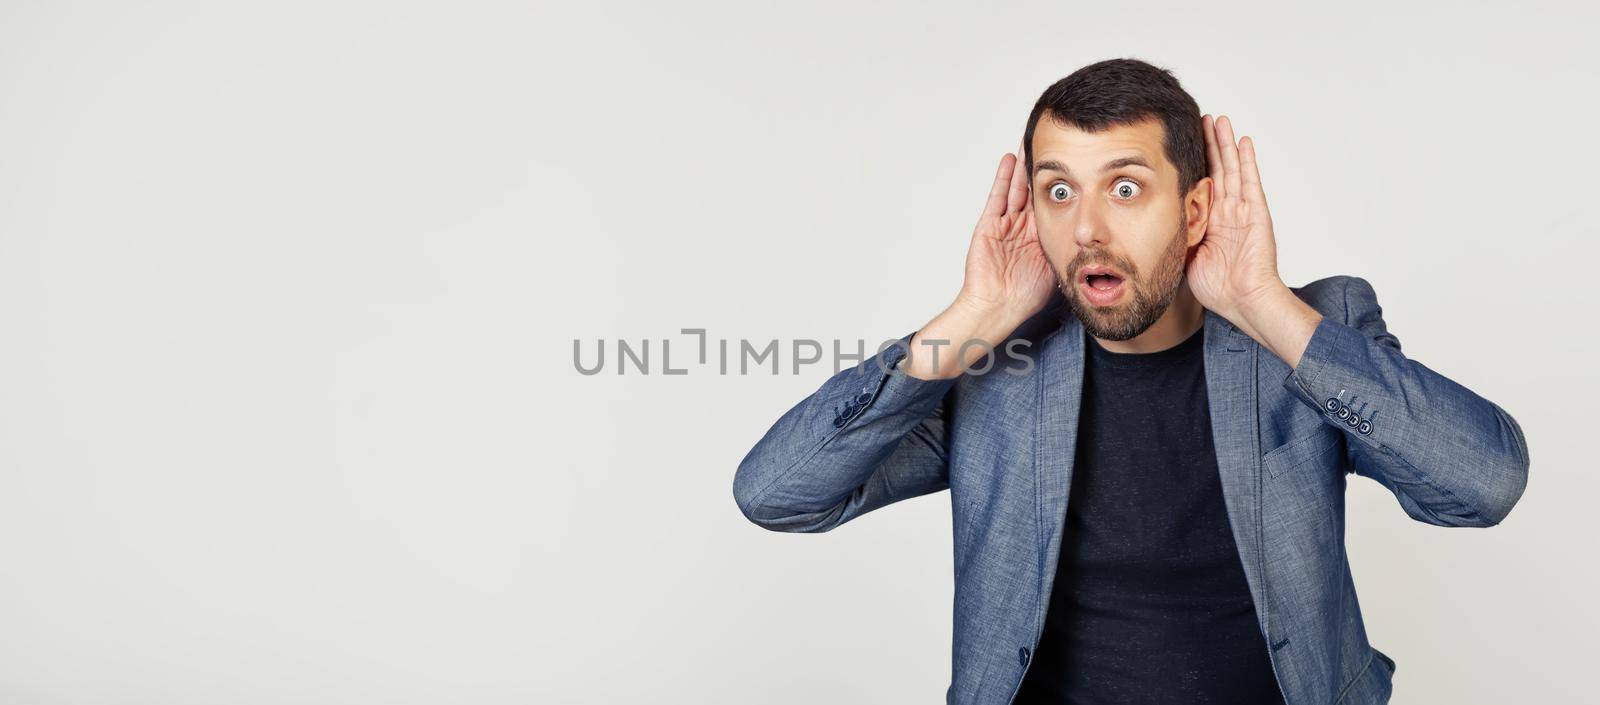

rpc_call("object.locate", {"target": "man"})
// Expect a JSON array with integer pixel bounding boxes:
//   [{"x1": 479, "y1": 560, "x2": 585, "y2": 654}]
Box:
[{"x1": 731, "y1": 58, "x2": 1529, "y2": 705}]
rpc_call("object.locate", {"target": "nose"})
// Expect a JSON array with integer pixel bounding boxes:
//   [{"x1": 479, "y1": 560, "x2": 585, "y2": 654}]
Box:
[{"x1": 1072, "y1": 194, "x2": 1109, "y2": 249}]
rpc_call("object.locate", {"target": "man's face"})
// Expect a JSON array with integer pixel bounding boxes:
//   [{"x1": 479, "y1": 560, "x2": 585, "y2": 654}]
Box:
[{"x1": 1030, "y1": 115, "x2": 1204, "y2": 341}]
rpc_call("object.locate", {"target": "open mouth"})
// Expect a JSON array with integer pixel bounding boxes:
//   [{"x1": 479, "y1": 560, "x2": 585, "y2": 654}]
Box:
[
  {"x1": 1078, "y1": 266, "x2": 1127, "y2": 305},
  {"x1": 1085, "y1": 273, "x2": 1123, "y2": 290}
]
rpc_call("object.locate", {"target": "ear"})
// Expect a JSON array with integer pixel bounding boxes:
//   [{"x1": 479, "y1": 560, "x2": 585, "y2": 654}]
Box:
[{"x1": 1184, "y1": 176, "x2": 1213, "y2": 247}]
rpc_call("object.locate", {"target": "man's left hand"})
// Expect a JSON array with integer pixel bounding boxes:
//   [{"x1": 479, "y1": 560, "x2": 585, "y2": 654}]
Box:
[
  {"x1": 1186, "y1": 114, "x2": 1285, "y2": 323},
  {"x1": 1189, "y1": 114, "x2": 1323, "y2": 369}
]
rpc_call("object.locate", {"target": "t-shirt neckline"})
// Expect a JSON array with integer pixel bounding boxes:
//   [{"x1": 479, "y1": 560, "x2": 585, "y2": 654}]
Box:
[{"x1": 1085, "y1": 325, "x2": 1205, "y2": 368}]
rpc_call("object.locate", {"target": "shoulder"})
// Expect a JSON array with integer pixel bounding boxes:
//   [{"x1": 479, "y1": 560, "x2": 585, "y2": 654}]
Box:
[{"x1": 1289, "y1": 274, "x2": 1381, "y2": 326}]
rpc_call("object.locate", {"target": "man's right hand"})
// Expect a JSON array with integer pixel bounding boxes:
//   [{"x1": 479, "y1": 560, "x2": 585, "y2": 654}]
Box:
[{"x1": 900, "y1": 139, "x2": 1058, "y2": 380}]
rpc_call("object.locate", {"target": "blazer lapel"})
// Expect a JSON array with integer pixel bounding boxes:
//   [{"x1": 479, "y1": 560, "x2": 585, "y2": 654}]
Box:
[
  {"x1": 1201, "y1": 307, "x2": 1269, "y2": 632},
  {"x1": 1034, "y1": 313, "x2": 1084, "y2": 619},
  {"x1": 1031, "y1": 308, "x2": 1267, "y2": 636}
]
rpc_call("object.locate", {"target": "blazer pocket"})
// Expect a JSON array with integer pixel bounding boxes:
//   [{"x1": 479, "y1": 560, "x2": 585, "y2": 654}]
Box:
[{"x1": 1263, "y1": 429, "x2": 1341, "y2": 479}]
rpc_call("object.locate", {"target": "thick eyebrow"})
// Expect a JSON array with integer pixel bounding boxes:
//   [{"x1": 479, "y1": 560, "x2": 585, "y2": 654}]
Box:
[{"x1": 1034, "y1": 156, "x2": 1156, "y2": 180}]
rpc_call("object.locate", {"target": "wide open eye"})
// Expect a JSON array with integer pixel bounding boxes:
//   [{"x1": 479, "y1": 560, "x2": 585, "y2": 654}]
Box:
[
  {"x1": 1111, "y1": 179, "x2": 1142, "y2": 200},
  {"x1": 1048, "y1": 182, "x2": 1074, "y2": 202}
]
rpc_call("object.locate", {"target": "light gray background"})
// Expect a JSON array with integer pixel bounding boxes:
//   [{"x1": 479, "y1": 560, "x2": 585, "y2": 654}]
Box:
[{"x1": 0, "y1": 1, "x2": 1594, "y2": 703}]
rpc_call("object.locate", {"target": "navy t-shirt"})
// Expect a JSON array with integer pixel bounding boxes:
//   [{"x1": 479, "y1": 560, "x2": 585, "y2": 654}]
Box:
[{"x1": 1014, "y1": 324, "x2": 1285, "y2": 704}]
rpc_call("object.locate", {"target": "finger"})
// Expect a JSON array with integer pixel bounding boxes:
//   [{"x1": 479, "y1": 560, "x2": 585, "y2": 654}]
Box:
[
  {"x1": 1238, "y1": 135, "x2": 1268, "y2": 207},
  {"x1": 983, "y1": 153, "x2": 1014, "y2": 220},
  {"x1": 1201, "y1": 114, "x2": 1223, "y2": 187},
  {"x1": 1006, "y1": 138, "x2": 1030, "y2": 215},
  {"x1": 1217, "y1": 115, "x2": 1242, "y2": 198},
  {"x1": 1009, "y1": 206, "x2": 1035, "y2": 242}
]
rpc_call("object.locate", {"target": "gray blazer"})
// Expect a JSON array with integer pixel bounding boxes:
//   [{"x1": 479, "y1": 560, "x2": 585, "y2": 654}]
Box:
[{"x1": 732, "y1": 275, "x2": 1531, "y2": 704}]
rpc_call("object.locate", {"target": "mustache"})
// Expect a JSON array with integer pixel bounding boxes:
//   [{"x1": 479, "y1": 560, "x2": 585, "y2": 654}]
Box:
[{"x1": 1069, "y1": 256, "x2": 1137, "y2": 280}]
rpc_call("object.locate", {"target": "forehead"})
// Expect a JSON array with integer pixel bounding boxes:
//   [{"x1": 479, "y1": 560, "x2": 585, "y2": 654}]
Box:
[{"x1": 1031, "y1": 116, "x2": 1171, "y2": 177}]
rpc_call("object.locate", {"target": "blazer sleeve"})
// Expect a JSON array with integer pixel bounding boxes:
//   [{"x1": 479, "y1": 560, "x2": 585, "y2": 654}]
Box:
[
  {"x1": 1282, "y1": 276, "x2": 1531, "y2": 527},
  {"x1": 731, "y1": 332, "x2": 958, "y2": 533}
]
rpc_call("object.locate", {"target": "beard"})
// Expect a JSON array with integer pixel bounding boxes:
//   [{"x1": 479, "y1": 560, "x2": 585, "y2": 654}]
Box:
[{"x1": 1058, "y1": 218, "x2": 1190, "y2": 342}]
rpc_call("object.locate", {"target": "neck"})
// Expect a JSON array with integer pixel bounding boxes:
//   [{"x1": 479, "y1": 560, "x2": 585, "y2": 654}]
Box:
[{"x1": 1089, "y1": 284, "x2": 1205, "y2": 355}]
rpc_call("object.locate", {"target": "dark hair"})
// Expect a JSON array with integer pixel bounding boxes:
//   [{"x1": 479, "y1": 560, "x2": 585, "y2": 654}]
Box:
[{"x1": 1023, "y1": 58, "x2": 1206, "y2": 196}]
